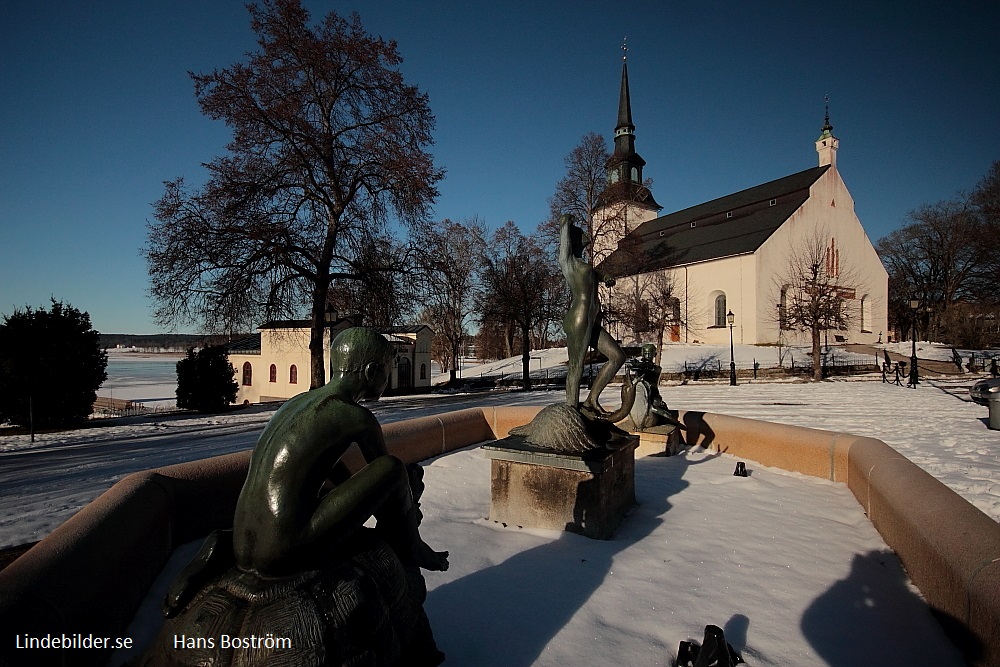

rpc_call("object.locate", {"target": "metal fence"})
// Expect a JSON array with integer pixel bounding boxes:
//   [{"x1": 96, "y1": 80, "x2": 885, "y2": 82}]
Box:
[
  {"x1": 91, "y1": 397, "x2": 175, "y2": 419},
  {"x1": 472, "y1": 351, "x2": 881, "y2": 387}
]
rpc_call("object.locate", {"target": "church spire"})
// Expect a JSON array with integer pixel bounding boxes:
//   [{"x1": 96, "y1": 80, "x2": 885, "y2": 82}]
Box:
[
  {"x1": 816, "y1": 94, "x2": 839, "y2": 168},
  {"x1": 615, "y1": 39, "x2": 634, "y2": 142},
  {"x1": 820, "y1": 95, "x2": 833, "y2": 135},
  {"x1": 609, "y1": 38, "x2": 646, "y2": 187},
  {"x1": 592, "y1": 40, "x2": 660, "y2": 263}
]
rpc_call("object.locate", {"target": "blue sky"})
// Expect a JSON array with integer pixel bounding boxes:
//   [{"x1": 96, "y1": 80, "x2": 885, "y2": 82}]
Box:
[{"x1": 2, "y1": 1, "x2": 997, "y2": 334}]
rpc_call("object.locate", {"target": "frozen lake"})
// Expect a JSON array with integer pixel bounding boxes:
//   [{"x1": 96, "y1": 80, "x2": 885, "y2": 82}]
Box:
[{"x1": 99, "y1": 352, "x2": 182, "y2": 407}]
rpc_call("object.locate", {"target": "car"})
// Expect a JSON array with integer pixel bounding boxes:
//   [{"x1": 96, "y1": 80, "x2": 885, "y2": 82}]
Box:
[{"x1": 969, "y1": 377, "x2": 1000, "y2": 406}]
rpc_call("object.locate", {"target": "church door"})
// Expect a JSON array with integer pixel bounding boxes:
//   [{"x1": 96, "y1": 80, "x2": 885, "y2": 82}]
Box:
[{"x1": 397, "y1": 357, "x2": 412, "y2": 389}]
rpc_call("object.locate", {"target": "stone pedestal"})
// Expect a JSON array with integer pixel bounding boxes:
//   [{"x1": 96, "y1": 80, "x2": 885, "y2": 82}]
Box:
[
  {"x1": 481, "y1": 435, "x2": 638, "y2": 540},
  {"x1": 634, "y1": 425, "x2": 684, "y2": 457}
]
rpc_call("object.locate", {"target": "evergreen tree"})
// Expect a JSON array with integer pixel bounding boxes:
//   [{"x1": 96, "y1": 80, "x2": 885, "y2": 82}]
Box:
[
  {"x1": 175, "y1": 345, "x2": 238, "y2": 413},
  {"x1": 0, "y1": 300, "x2": 108, "y2": 428}
]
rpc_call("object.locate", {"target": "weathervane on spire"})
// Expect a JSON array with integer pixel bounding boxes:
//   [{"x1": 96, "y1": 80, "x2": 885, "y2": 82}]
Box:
[
  {"x1": 822, "y1": 93, "x2": 833, "y2": 132},
  {"x1": 622, "y1": 36, "x2": 628, "y2": 61}
]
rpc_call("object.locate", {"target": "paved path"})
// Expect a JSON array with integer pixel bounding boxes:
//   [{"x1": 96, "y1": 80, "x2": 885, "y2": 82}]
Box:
[{"x1": 845, "y1": 343, "x2": 964, "y2": 376}]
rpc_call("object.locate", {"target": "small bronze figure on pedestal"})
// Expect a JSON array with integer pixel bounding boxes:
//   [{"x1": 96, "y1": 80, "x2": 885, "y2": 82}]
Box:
[{"x1": 623, "y1": 342, "x2": 684, "y2": 433}]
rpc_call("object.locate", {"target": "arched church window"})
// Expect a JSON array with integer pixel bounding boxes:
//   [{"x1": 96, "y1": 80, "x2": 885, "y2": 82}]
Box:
[
  {"x1": 269, "y1": 364, "x2": 277, "y2": 383},
  {"x1": 420, "y1": 363, "x2": 427, "y2": 380},
  {"x1": 861, "y1": 295, "x2": 871, "y2": 333},
  {"x1": 714, "y1": 294, "x2": 727, "y2": 328},
  {"x1": 289, "y1": 365, "x2": 297, "y2": 384},
  {"x1": 242, "y1": 362, "x2": 252, "y2": 386},
  {"x1": 631, "y1": 166, "x2": 639, "y2": 182},
  {"x1": 610, "y1": 169, "x2": 620, "y2": 184}
]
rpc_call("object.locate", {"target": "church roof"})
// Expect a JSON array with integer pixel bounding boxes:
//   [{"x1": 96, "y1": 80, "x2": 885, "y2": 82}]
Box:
[
  {"x1": 598, "y1": 165, "x2": 830, "y2": 277},
  {"x1": 384, "y1": 324, "x2": 432, "y2": 334},
  {"x1": 226, "y1": 334, "x2": 262, "y2": 354},
  {"x1": 596, "y1": 180, "x2": 661, "y2": 211}
]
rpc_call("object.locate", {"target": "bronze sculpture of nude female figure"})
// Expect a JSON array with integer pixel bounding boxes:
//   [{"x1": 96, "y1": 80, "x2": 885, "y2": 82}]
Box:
[{"x1": 559, "y1": 214, "x2": 626, "y2": 415}]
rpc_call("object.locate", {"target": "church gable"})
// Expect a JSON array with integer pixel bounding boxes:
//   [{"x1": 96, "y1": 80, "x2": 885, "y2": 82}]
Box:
[{"x1": 598, "y1": 165, "x2": 829, "y2": 278}]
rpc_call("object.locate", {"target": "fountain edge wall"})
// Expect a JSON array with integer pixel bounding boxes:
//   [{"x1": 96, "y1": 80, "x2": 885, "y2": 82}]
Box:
[{"x1": 1, "y1": 405, "x2": 997, "y2": 666}]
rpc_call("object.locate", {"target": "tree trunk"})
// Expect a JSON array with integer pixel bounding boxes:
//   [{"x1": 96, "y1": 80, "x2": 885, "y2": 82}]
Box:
[
  {"x1": 812, "y1": 327, "x2": 823, "y2": 381},
  {"x1": 655, "y1": 325, "x2": 665, "y2": 368},
  {"x1": 521, "y1": 323, "x2": 532, "y2": 390},
  {"x1": 309, "y1": 284, "x2": 329, "y2": 389},
  {"x1": 449, "y1": 337, "x2": 459, "y2": 383}
]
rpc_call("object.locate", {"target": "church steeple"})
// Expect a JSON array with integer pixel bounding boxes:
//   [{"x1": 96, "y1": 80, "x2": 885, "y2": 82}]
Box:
[
  {"x1": 592, "y1": 40, "x2": 660, "y2": 264},
  {"x1": 608, "y1": 39, "x2": 649, "y2": 189},
  {"x1": 816, "y1": 95, "x2": 839, "y2": 168},
  {"x1": 614, "y1": 43, "x2": 635, "y2": 154}
]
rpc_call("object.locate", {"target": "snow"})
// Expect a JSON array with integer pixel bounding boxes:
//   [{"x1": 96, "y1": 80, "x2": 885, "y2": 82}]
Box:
[
  {"x1": 417, "y1": 447, "x2": 963, "y2": 666},
  {"x1": 444, "y1": 342, "x2": 880, "y2": 381},
  {"x1": 877, "y1": 340, "x2": 999, "y2": 363},
  {"x1": 5, "y1": 346, "x2": 997, "y2": 665}
]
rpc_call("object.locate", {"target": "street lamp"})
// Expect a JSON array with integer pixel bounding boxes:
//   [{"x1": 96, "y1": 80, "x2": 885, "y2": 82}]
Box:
[
  {"x1": 909, "y1": 298, "x2": 920, "y2": 387},
  {"x1": 727, "y1": 310, "x2": 737, "y2": 386}
]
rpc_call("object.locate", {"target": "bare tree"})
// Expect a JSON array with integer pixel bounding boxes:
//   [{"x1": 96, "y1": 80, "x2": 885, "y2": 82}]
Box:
[
  {"x1": 775, "y1": 231, "x2": 858, "y2": 380},
  {"x1": 544, "y1": 133, "x2": 609, "y2": 259},
  {"x1": 876, "y1": 161, "x2": 1000, "y2": 344},
  {"x1": 145, "y1": 0, "x2": 442, "y2": 388},
  {"x1": 476, "y1": 222, "x2": 561, "y2": 389},
  {"x1": 325, "y1": 238, "x2": 415, "y2": 328},
  {"x1": 606, "y1": 270, "x2": 680, "y2": 362},
  {"x1": 642, "y1": 272, "x2": 682, "y2": 365},
  {"x1": 473, "y1": 321, "x2": 512, "y2": 362},
  {"x1": 543, "y1": 132, "x2": 655, "y2": 266},
  {"x1": 877, "y1": 200, "x2": 981, "y2": 340},
  {"x1": 416, "y1": 217, "x2": 485, "y2": 383},
  {"x1": 969, "y1": 160, "x2": 1000, "y2": 306}
]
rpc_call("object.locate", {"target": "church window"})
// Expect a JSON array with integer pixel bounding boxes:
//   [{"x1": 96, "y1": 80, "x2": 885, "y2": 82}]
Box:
[
  {"x1": 631, "y1": 166, "x2": 639, "y2": 182},
  {"x1": 860, "y1": 296, "x2": 871, "y2": 333},
  {"x1": 242, "y1": 362, "x2": 252, "y2": 386},
  {"x1": 714, "y1": 294, "x2": 728, "y2": 328},
  {"x1": 269, "y1": 364, "x2": 277, "y2": 383},
  {"x1": 825, "y1": 238, "x2": 840, "y2": 277},
  {"x1": 610, "y1": 169, "x2": 620, "y2": 184},
  {"x1": 420, "y1": 363, "x2": 427, "y2": 380},
  {"x1": 289, "y1": 365, "x2": 297, "y2": 384}
]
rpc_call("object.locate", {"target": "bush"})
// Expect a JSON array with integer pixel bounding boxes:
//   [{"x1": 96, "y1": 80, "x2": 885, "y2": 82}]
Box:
[
  {"x1": 0, "y1": 300, "x2": 108, "y2": 428},
  {"x1": 176, "y1": 345, "x2": 238, "y2": 412}
]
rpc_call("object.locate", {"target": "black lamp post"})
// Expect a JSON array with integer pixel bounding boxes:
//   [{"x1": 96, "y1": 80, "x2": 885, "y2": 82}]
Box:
[
  {"x1": 727, "y1": 310, "x2": 737, "y2": 386},
  {"x1": 909, "y1": 298, "x2": 920, "y2": 387}
]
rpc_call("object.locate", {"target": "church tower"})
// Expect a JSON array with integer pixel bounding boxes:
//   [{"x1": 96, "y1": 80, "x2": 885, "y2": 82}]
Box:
[
  {"x1": 592, "y1": 41, "x2": 660, "y2": 265},
  {"x1": 608, "y1": 48, "x2": 646, "y2": 186},
  {"x1": 816, "y1": 98, "x2": 839, "y2": 168}
]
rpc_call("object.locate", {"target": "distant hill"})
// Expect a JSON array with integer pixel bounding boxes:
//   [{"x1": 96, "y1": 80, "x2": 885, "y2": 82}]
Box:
[{"x1": 100, "y1": 333, "x2": 251, "y2": 352}]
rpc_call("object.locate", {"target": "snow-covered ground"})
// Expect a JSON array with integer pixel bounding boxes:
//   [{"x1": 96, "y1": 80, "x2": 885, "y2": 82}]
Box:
[
  {"x1": 5, "y1": 349, "x2": 997, "y2": 665},
  {"x1": 111, "y1": 445, "x2": 964, "y2": 666}
]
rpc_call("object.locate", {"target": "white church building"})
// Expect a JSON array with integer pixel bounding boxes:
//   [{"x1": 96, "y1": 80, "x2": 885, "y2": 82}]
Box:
[{"x1": 594, "y1": 55, "x2": 888, "y2": 347}]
